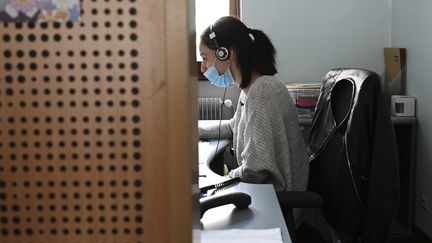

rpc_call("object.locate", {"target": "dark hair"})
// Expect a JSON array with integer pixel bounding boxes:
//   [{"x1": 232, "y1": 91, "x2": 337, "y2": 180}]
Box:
[{"x1": 200, "y1": 16, "x2": 277, "y2": 89}]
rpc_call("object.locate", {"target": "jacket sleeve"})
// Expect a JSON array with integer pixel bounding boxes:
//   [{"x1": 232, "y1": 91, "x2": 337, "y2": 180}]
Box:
[{"x1": 361, "y1": 83, "x2": 400, "y2": 243}]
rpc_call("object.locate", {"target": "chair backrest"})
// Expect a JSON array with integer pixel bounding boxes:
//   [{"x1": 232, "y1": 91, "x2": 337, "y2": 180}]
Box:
[
  {"x1": 330, "y1": 79, "x2": 353, "y2": 126},
  {"x1": 306, "y1": 68, "x2": 400, "y2": 241},
  {"x1": 308, "y1": 73, "x2": 361, "y2": 237}
]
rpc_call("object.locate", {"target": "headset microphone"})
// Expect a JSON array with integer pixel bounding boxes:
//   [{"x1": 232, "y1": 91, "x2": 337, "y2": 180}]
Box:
[{"x1": 209, "y1": 25, "x2": 230, "y2": 61}]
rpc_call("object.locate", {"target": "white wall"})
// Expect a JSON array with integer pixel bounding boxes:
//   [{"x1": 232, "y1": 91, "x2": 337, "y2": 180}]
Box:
[
  {"x1": 391, "y1": 0, "x2": 432, "y2": 237},
  {"x1": 241, "y1": 0, "x2": 391, "y2": 83},
  {"x1": 240, "y1": 0, "x2": 432, "y2": 237}
]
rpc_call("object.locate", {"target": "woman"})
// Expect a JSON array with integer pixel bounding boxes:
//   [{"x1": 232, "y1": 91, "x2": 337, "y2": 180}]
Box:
[{"x1": 198, "y1": 16, "x2": 308, "y2": 192}]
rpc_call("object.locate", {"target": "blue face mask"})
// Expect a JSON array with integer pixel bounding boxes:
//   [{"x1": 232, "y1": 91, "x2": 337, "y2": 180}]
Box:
[{"x1": 203, "y1": 61, "x2": 235, "y2": 88}]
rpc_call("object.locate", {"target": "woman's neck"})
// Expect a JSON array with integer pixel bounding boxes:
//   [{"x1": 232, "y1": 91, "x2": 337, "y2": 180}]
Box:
[
  {"x1": 249, "y1": 71, "x2": 260, "y2": 86},
  {"x1": 231, "y1": 62, "x2": 260, "y2": 90},
  {"x1": 242, "y1": 71, "x2": 261, "y2": 94}
]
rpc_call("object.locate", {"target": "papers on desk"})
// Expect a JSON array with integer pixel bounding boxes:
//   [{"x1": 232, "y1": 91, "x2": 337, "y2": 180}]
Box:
[{"x1": 201, "y1": 228, "x2": 283, "y2": 243}]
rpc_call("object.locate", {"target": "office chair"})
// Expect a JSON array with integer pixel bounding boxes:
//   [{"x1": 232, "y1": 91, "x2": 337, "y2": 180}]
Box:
[{"x1": 278, "y1": 68, "x2": 400, "y2": 243}]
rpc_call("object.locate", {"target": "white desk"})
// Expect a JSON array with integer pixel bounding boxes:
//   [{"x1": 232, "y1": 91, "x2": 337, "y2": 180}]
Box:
[
  {"x1": 198, "y1": 136, "x2": 291, "y2": 243},
  {"x1": 198, "y1": 139, "x2": 231, "y2": 187}
]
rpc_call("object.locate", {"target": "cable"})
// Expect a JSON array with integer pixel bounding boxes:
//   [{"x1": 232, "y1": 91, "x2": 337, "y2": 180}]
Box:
[{"x1": 213, "y1": 87, "x2": 228, "y2": 174}]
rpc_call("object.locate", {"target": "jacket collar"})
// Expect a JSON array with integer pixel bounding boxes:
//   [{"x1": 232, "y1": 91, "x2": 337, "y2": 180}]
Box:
[{"x1": 307, "y1": 68, "x2": 375, "y2": 162}]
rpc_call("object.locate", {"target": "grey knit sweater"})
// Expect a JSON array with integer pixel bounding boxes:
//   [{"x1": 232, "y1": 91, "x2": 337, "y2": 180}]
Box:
[{"x1": 199, "y1": 75, "x2": 309, "y2": 191}]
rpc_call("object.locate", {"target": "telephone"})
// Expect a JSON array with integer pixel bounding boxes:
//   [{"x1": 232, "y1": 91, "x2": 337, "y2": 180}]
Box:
[{"x1": 200, "y1": 191, "x2": 251, "y2": 217}]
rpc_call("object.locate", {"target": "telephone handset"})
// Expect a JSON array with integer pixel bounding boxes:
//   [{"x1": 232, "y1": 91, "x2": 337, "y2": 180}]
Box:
[{"x1": 199, "y1": 191, "x2": 251, "y2": 217}]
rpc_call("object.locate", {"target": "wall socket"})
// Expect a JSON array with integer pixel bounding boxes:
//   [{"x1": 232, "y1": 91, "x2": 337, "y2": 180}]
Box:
[{"x1": 420, "y1": 194, "x2": 431, "y2": 213}]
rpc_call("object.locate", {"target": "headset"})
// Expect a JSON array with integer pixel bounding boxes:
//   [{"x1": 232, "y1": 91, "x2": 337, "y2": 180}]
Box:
[
  {"x1": 209, "y1": 25, "x2": 230, "y2": 61},
  {"x1": 207, "y1": 26, "x2": 231, "y2": 173}
]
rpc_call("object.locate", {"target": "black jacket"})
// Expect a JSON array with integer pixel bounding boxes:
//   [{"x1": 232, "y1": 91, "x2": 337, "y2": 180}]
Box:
[{"x1": 307, "y1": 68, "x2": 400, "y2": 242}]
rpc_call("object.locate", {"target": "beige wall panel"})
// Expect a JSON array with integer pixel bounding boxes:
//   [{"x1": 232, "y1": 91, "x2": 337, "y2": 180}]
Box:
[{"x1": 0, "y1": 0, "x2": 196, "y2": 242}]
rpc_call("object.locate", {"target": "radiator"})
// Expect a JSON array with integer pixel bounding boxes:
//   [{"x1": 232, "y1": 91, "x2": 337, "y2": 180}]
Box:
[{"x1": 198, "y1": 98, "x2": 223, "y2": 120}]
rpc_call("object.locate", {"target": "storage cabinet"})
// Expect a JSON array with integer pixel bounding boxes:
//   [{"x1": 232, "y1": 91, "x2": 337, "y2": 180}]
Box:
[
  {"x1": 391, "y1": 117, "x2": 417, "y2": 237},
  {"x1": 299, "y1": 116, "x2": 416, "y2": 237}
]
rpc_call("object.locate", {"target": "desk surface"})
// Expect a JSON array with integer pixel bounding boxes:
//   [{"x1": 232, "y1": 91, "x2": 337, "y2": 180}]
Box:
[
  {"x1": 198, "y1": 139, "x2": 230, "y2": 187},
  {"x1": 198, "y1": 136, "x2": 291, "y2": 243},
  {"x1": 200, "y1": 183, "x2": 292, "y2": 243}
]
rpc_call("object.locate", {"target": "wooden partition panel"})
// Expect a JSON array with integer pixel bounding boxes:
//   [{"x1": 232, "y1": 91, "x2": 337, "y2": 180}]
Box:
[{"x1": 0, "y1": 0, "x2": 197, "y2": 242}]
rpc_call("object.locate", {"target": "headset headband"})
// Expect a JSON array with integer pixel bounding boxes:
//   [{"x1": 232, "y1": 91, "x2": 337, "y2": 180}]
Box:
[{"x1": 209, "y1": 25, "x2": 229, "y2": 61}]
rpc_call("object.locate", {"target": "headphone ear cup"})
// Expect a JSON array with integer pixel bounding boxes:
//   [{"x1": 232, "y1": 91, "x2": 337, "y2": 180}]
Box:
[{"x1": 215, "y1": 47, "x2": 229, "y2": 61}]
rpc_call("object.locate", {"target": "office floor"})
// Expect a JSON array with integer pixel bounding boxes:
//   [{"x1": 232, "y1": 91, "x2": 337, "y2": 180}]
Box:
[{"x1": 297, "y1": 225, "x2": 432, "y2": 243}]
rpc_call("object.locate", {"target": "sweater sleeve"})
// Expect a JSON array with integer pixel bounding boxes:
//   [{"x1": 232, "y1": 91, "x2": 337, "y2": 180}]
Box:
[
  {"x1": 198, "y1": 119, "x2": 233, "y2": 140},
  {"x1": 227, "y1": 93, "x2": 282, "y2": 184}
]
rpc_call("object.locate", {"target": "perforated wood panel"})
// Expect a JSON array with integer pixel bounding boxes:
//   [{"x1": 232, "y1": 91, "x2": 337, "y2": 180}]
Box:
[{"x1": 0, "y1": 0, "x2": 196, "y2": 242}]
